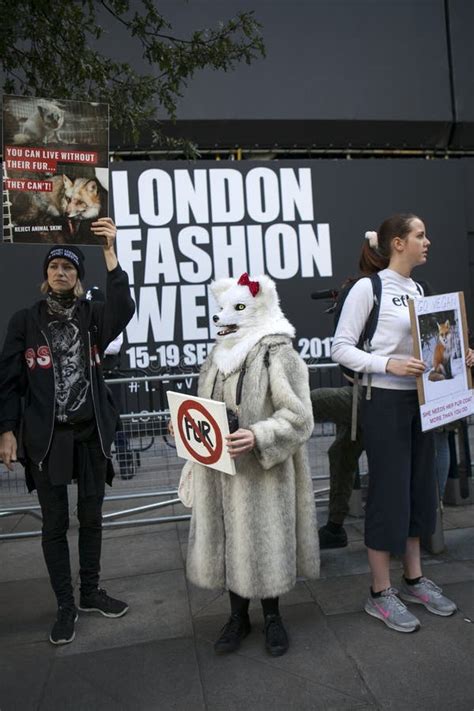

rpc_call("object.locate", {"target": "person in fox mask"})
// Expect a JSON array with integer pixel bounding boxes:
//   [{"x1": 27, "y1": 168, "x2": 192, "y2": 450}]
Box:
[
  {"x1": 0, "y1": 218, "x2": 135, "y2": 646},
  {"x1": 178, "y1": 273, "x2": 319, "y2": 657}
]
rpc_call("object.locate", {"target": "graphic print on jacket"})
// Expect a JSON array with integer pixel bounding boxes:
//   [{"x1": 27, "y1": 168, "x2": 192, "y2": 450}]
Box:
[{"x1": 48, "y1": 319, "x2": 90, "y2": 422}]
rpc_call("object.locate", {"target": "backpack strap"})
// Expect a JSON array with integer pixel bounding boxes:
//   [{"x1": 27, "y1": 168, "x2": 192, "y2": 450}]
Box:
[{"x1": 362, "y1": 273, "x2": 382, "y2": 345}]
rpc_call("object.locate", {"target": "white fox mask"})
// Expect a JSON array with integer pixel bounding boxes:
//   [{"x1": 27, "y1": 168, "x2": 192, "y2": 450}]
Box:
[{"x1": 210, "y1": 273, "x2": 295, "y2": 375}]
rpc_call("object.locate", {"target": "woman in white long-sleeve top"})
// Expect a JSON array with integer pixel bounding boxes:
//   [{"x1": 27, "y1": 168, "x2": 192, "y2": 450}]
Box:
[{"x1": 332, "y1": 214, "x2": 473, "y2": 633}]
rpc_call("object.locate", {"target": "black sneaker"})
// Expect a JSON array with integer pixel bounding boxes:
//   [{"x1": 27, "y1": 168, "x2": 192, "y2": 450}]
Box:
[
  {"x1": 318, "y1": 524, "x2": 348, "y2": 549},
  {"x1": 78, "y1": 588, "x2": 129, "y2": 618},
  {"x1": 264, "y1": 614, "x2": 289, "y2": 657},
  {"x1": 214, "y1": 613, "x2": 251, "y2": 654},
  {"x1": 49, "y1": 605, "x2": 78, "y2": 645}
]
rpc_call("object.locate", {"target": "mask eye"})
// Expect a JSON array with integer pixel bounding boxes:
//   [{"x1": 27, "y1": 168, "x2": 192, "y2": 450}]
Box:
[{"x1": 235, "y1": 304, "x2": 246, "y2": 311}]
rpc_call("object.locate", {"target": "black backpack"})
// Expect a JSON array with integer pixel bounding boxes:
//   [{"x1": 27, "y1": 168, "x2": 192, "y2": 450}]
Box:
[{"x1": 333, "y1": 273, "x2": 383, "y2": 382}]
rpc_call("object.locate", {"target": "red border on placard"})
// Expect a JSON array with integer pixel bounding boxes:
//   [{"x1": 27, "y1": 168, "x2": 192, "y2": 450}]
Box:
[{"x1": 177, "y1": 400, "x2": 223, "y2": 465}]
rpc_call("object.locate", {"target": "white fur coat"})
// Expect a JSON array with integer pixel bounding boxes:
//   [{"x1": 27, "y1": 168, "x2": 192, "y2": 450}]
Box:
[{"x1": 186, "y1": 335, "x2": 320, "y2": 599}]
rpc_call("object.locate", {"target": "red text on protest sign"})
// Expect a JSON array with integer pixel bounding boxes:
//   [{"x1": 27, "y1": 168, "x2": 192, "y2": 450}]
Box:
[{"x1": 177, "y1": 400, "x2": 223, "y2": 465}]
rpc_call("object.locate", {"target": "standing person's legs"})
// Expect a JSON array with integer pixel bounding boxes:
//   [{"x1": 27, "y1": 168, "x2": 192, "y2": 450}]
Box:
[
  {"x1": 328, "y1": 422, "x2": 364, "y2": 523},
  {"x1": 433, "y1": 429, "x2": 450, "y2": 501},
  {"x1": 260, "y1": 596, "x2": 289, "y2": 657},
  {"x1": 35, "y1": 480, "x2": 75, "y2": 607},
  {"x1": 214, "y1": 590, "x2": 251, "y2": 654},
  {"x1": 361, "y1": 389, "x2": 421, "y2": 633},
  {"x1": 398, "y1": 417, "x2": 455, "y2": 616},
  {"x1": 77, "y1": 440, "x2": 129, "y2": 618},
  {"x1": 76, "y1": 441, "x2": 106, "y2": 598},
  {"x1": 312, "y1": 386, "x2": 363, "y2": 547},
  {"x1": 77, "y1": 493, "x2": 104, "y2": 597},
  {"x1": 35, "y1": 476, "x2": 78, "y2": 644}
]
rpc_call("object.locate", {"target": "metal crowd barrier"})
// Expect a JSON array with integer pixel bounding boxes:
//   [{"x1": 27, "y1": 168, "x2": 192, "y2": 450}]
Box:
[
  {"x1": 0, "y1": 364, "x2": 354, "y2": 539},
  {"x1": 8, "y1": 364, "x2": 474, "y2": 538}
]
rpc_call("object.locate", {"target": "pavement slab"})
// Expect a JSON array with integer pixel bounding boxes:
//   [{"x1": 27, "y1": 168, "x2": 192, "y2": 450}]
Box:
[
  {"x1": 0, "y1": 534, "x2": 78, "y2": 583},
  {"x1": 307, "y1": 561, "x2": 474, "y2": 616},
  {"x1": 327, "y1": 593, "x2": 474, "y2": 711},
  {"x1": 58, "y1": 569, "x2": 192, "y2": 656},
  {"x1": 0, "y1": 643, "x2": 55, "y2": 711},
  {"x1": 441, "y1": 527, "x2": 474, "y2": 561},
  {"x1": 0, "y1": 578, "x2": 63, "y2": 646},
  {"x1": 195, "y1": 637, "x2": 376, "y2": 711},
  {"x1": 441, "y1": 506, "x2": 474, "y2": 531},
  {"x1": 99, "y1": 526, "x2": 183, "y2": 580},
  {"x1": 40, "y1": 637, "x2": 205, "y2": 711},
  {"x1": 193, "y1": 603, "x2": 375, "y2": 709}
]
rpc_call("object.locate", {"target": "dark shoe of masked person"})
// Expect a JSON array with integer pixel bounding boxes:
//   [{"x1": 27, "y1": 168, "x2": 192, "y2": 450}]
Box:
[
  {"x1": 264, "y1": 614, "x2": 289, "y2": 657},
  {"x1": 318, "y1": 522, "x2": 348, "y2": 549},
  {"x1": 214, "y1": 613, "x2": 251, "y2": 654},
  {"x1": 50, "y1": 604, "x2": 79, "y2": 645},
  {"x1": 79, "y1": 588, "x2": 129, "y2": 618}
]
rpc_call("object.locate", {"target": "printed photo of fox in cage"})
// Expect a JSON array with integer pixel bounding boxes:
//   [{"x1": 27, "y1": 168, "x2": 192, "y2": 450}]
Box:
[
  {"x1": 418, "y1": 307, "x2": 465, "y2": 400},
  {"x1": 2, "y1": 95, "x2": 109, "y2": 245}
]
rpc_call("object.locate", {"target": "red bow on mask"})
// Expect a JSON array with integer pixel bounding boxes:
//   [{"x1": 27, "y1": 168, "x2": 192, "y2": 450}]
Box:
[{"x1": 238, "y1": 273, "x2": 260, "y2": 297}]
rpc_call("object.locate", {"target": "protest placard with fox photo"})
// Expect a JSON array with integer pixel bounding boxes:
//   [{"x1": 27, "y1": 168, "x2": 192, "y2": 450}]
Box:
[
  {"x1": 2, "y1": 95, "x2": 109, "y2": 245},
  {"x1": 409, "y1": 291, "x2": 474, "y2": 431}
]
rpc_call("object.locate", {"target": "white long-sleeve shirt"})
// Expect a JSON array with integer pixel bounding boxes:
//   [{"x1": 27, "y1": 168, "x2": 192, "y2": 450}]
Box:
[
  {"x1": 105, "y1": 332, "x2": 123, "y2": 356},
  {"x1": 331, "y1": 268, "x2": 423, "y2": 390}
]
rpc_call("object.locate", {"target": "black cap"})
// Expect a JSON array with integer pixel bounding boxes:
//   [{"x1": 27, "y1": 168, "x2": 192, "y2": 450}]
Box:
[{"x1": 43, "y1": 246, "x2": 85, "y2": 281}]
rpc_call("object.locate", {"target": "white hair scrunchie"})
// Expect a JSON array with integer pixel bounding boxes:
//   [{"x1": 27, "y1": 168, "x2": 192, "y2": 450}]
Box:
[{"x1": 365, "y1": 231, "x2": 378, "y2": 248}]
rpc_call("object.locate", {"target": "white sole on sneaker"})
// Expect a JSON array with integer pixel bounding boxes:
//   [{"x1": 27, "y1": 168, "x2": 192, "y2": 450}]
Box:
[
  {"x1": 364, "y1": 604, "x2": 420, "y2": 633},
  {"x1": 399, "y1": 592, "x2": 456, "y2": 617},
  {"x1": 78, "y1": 605, "x2": 129, "y2": 618},
  {"x1": 49, "y1": 613, "x2": 78, "y2": 645},
  {"x1": 50, "y1": 631, "x2": 75, "y2": 645}
]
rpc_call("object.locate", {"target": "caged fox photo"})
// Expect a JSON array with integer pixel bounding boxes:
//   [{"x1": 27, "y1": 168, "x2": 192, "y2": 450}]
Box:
[
  {"x1": 3, "y1": 96, "x2": 109, "y2": 154},
  {"x1": 7, "y1": 170, "x2": 108, "y2": 245},
  {"x1": 3, "y1": 95, "x2": 109, "y2": 244},
  {"x1": 419, "y1": 310, "x2": 463, "y2": 385}
]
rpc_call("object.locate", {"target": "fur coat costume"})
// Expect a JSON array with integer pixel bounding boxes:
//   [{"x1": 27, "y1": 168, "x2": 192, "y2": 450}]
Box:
[{"x1": 185, "y1": 274, "x2": 319, "y2": 599}]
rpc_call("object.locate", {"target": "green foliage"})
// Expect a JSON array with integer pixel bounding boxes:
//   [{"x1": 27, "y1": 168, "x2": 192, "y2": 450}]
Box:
[{"x1": 1, "y1": 0, "x2": 265, "y2": 153}]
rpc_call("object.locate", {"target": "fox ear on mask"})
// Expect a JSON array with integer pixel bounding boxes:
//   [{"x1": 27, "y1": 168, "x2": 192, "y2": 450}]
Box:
[
  {"x1": 253, "y1": 275, "x2": 279, "y2": 308},
  {"x1": 210, "y1": 278, "x2": 236, "y2": 301}
]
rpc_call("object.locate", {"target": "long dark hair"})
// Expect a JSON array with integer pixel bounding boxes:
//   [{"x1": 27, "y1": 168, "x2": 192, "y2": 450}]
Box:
[{"x1": 359, "y1": 213, "x2": 419, "y2": 275}]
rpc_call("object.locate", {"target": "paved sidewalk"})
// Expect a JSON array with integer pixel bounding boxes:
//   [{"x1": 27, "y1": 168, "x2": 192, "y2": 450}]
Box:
[{"x1": 1, "y1": 497, "x2": 473, "y2": 711}]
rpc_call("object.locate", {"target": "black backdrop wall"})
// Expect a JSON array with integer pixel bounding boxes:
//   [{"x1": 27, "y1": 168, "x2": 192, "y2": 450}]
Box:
[
  {"x1": 104, "y1": 0, "x2": 473, "y2": 150},
  {"x1": 1, "y1": 159, "x2": 473, "y2": 366}
]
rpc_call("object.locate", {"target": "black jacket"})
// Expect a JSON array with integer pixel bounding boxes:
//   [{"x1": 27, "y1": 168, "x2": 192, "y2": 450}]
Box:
[{"x1": 0, "y1": 264, "x2": 135, "y2": 475}]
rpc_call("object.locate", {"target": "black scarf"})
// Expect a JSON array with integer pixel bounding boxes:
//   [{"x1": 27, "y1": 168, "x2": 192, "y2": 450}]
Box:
[{"x1": 46, "y1": 290, "x2": 77, "y2": 320}]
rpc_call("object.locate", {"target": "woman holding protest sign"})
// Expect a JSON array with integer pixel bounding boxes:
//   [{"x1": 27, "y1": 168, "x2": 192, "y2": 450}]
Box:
[
  {"x1": 177, "y1": 272, "x2": 319, "y2": 657},
  {"x1": 0, "y1": 218, "x2": 135, "y2": 646},
  {"x1": 332, "y1": 213, "x2": 474, "y2": 633}
]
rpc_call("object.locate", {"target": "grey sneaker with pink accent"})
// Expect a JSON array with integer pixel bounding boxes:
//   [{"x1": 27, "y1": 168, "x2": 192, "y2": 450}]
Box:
[
  {"x1": 399, "y1": 577, "x2": 457, "y2": 617},
  {"x1": 364, "y1": 587, "x2": 421, "y2": 633}
]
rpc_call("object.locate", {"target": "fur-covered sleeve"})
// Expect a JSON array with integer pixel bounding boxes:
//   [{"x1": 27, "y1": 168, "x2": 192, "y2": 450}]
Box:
[{"x1": 249, "y1": 344, "x2": 313, "y2": 470}]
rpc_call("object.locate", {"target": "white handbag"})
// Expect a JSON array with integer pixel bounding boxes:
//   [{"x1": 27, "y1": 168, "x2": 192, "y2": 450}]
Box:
[{"x1": 178, "y1": 460, "x2": 194, "y2": 508}]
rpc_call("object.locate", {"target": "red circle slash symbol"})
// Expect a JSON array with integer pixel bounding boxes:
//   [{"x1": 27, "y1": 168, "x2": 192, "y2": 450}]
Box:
[{"x1": 177, "y1": 400, "x2": 223, "y2": 465}]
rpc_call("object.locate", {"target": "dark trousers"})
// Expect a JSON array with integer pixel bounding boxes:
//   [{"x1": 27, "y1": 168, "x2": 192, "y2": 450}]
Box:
[
  {"x1": 361, "y1": 388, "x2": 437, "y2": 555},
  {"x1": 35, "y1": 480, "x2": 105, "y2": 606},
  {"x1": 311, "y1": 386, "x2": 364, "y2": 524},
  {"x1": 32, "y1": 435, "x2": 107, "y2": 608}
]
